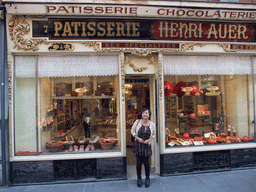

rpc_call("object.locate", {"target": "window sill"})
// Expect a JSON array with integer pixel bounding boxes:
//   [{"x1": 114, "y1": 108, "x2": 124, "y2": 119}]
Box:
[
  {"x1": 10, "y1": 151, "x2": 124, "y2": 162},
  {"x1": 164, "y1": 142, "x2": 256, "y2": 154}
]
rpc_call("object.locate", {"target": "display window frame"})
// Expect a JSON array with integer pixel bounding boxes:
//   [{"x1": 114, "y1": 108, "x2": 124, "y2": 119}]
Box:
[
  {"x1": 10, "y1": 53, "x2": 125, "y2": 161},
  {"x1": 160, "y1": 54, "x2": 256, "y2": 154}
]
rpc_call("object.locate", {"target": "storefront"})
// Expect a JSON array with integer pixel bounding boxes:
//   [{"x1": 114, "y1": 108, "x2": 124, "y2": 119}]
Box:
[
  {"x1": 0, "y1": 3, "x2": 9, "y2": 186},
  {"x1": 3, "y1": 0, "x2": 256, "y2": 185}
]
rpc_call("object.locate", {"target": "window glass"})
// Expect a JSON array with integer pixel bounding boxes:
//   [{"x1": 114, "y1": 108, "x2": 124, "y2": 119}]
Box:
[
  {"x1": 14, "y1": 56, "x2": 37, "y2": 155},
  {"x1": 164, "y1": 56, "x2": 254, "y2": 148},
  {"x1": 40, "y1": 76, "x2": 119, "y2": 154},
  {"x1": 15, "y1": 55, "x2": 120, "y2": 155}
]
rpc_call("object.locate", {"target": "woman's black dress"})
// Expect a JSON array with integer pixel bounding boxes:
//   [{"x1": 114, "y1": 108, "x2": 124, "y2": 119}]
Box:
[{"x1": 132, "y1": 125, "x2": 152, "y2": 157}]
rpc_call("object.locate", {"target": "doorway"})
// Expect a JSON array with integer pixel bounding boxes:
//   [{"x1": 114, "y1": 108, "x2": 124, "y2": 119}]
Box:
[{"x1": 125, "y1": 75, "x2": 158, "y2": 179}]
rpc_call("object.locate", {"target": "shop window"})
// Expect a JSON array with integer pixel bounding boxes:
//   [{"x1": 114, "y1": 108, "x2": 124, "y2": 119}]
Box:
[
  {"x1": 164, "y1": 55, "x2": 255, "y2": 148},
  {"x1": 14, "y1": 55, "x2": 120, "y2": 156},
  {"x1": 14, "y1": 56, "x2": 37, "y2": 155}
]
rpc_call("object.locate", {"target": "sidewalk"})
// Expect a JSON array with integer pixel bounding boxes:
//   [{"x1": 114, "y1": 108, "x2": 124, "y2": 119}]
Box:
[{"x1": 0, "y1": 168, "x2": 255, "y2": 192}]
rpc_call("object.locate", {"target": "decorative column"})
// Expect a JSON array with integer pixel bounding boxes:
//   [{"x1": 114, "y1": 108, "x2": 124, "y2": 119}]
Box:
[
  {"x1": 158, "y1": 52, "x2": 165, "y2": 154},
  {"x1": 7, "y1": 54, "x2": 13, "y2": 158},
  {"x1": 119, "y1": 52, "x2": 126, "y2": 155}
]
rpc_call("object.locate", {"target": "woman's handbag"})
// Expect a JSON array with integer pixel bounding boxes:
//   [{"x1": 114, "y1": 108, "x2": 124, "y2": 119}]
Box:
[{"x1": 131, "y1": 119, "x2": 140, "y2": 142}]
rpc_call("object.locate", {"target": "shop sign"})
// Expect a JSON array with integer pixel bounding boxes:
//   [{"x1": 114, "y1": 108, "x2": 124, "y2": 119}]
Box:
[
  {"x1": 32, "y1": 18, "x2": 256, "y2": 43},
  {"x1": 101, "y1": 42, "x2": 179, "y2": 49},
  {"x1": 6, "y1": 4, "x2": 256, "y2": 21},
  {"x1": 230, "y1": 44, "x2": 256, "y2": 50}
]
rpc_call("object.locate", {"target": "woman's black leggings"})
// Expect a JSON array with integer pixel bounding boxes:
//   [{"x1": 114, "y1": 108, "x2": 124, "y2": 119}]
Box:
[{"x1": 136, "y1": 154, "x2": 150, "y2": 178}]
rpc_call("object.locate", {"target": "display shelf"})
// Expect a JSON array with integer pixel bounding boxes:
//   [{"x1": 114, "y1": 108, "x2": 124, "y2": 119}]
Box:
[
  {"x1": 52, "y1": 95, "x2": 116, "y2": 99},
  {"x1": 166, "y1": 92, "x2": 221, "y2": 97},
  {"x1": 60, "y1": 126, "x2": 77, "y2": 137},
  {"x1": 205, "y1": 92, "x2": 221, "y2": 96}
]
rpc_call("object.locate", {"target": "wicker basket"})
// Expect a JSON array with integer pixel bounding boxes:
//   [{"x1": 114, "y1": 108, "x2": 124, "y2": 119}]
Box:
[
  {"x1": 47, "y1": 143, "x2": 64, "y2": 152},
  {"x1": 99, "y1": 141, "x2": 114, "y2": 150}
]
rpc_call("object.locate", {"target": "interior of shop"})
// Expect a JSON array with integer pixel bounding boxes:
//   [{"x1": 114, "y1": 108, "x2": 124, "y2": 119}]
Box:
[
  {"x1": 15, "y1": 75, "x2": 120, "y2": 155},
  {"x1": 165, "y1": 74, "x2": 254, "y2": 147},
  {"x1": 125, "y1": 76, "x2": 158, "y2": 178}
]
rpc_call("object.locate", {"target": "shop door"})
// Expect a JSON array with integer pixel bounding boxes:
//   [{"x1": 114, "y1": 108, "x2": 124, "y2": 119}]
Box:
[{"x1": 125, "y1": 75, "x2": 158, "y2": 178}]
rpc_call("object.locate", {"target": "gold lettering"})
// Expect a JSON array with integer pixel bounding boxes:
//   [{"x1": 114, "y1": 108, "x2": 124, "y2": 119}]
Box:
[
  {"x1": 159, "y1": 21, "x2": 164, "y2": 38},
  {"x1": 106, "y1": 22, "x2": 115, "y2": 37},
  {"x1": 87, "y1": 22, "x2": 96, "y2": 36},
  {"x1": 81, "y1": 22, "x2": 87, "y2": 36},
  {"x1": 198, "y1": 23, "x2": 203, "y2": 38},
  {"x1": 71, "y1": 22, "x2": 81, "y2": 36},
  {"x1": 179, "y1": 23, "x2": 188, "y2": 39},
  {"x1": 126, "y1": 22, "x2": 131, "y2": 36},
  {"x1": 62, "y1": 22, "x2": 73, "y2": 37},
  {"x1": 116, "y1": 22, "x2": 125, "y2": 37},
  {"x1": 228, "y1": 24, "x2": 237, "y2": 39},
  {"x1": 207, "y1": 24, "x2": 218, "y2": 39},
  {"x1": 97, "y1": 22, "x2": 106, "y2": 36},
  {"x1": 132, "y1": 22, "x2": 140, "y2": 37},
  {"x1": 237, "y1": 25, "x2": 248, "y2": 40},
  {"x1": 54, "y1": 22, "x2": 62, "y2": 36},
  {"x1": 218, "y1": 24, "x2": 227, "y2": 39},
  {"x1": 189, "y1": 23, "x2": 198, "y2": 38},
  {"x1": 171, "y1": 22, "x2": 179, "y2": 38}
]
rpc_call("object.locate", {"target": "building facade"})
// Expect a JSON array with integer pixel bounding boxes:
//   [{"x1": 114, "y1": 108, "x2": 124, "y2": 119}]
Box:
[
  {"x1": 2, "y1": 0, "x2": 256, "y2": 185},
  {"x1": 0, "y1": 1, "x2": 9, "y2": 186}
]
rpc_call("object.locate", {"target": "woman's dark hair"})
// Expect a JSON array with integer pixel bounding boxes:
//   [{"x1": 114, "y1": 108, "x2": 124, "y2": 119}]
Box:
[{"x1": 141, "y1": 108, "x2": 151, "y2": 118}]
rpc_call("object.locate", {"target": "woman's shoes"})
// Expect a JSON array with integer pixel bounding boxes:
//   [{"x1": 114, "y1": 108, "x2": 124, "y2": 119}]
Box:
[
  {"x1": 145, "y1": 178, "x2": 150, "y2": 188},
  {"x1": 137, "y1": 178, "x2": 142, "y2": 188}
]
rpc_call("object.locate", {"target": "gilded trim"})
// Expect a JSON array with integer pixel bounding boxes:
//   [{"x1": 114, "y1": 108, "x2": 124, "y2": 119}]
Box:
[
  {"x1": 158, "y1": 53, "x2": 163, "y2": 99},
  {"x1": 180, "y1": 43, "x2": 206, "y2": 52},
  {"x1": 218, "y1": 44, "x2": 237, "y2": 52},
  {"x1": 120, "y1": 53, "x2": 125, "y2": 103},
  {"x1": 49, "y1": 43, "x2": 75, "y2": 51},
  {"x1": 125, "y1": 55, "x2": 148, "y2": 72},
  {"x1": 7, "y1": 54, "x2": 12, "y2": 105},
  {"x1": 8, "y1": 15, "x2": 46, "y2": 51},
  {"x1": 158, "y1": 52, "x2": 165, "y2": 154},
  {"x1": 125, "y1": 55, "x2": 157, "y2": 72}
]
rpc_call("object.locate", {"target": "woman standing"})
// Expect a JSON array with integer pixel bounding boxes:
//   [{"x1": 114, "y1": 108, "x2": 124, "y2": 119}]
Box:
[{"x1": 131, "y1": 108, "x2": 156, "y2": 188}]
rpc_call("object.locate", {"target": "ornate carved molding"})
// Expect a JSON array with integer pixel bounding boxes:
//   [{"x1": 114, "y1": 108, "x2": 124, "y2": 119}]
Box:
[
  {"x1": 120, "y1": 52, "x2": 125, "y2": 103},
  {"x1": 125, "y1": 55, "x2": 148, "y2": 72},
  {"x1": 218, "y1": 44, "x2": 237, "y2": 52},
  {"x1": 8, "y1": 15, "x2": 46, "y2": 51},
  {"x1": 49, "y1": 43, "x2": 74, "y2": 51},
  {"x1": 125, "y1": 55, "x2": 157, "y2": 72},
  {"x1": 158, "y1": 53, "x2": 163, "y2": 99},
  {"x1": 7, "y1": 54, "x2": 12, "y2": 105},
  {"x1": 180, "y1": 43, "x2": 206, "y2": 52}
]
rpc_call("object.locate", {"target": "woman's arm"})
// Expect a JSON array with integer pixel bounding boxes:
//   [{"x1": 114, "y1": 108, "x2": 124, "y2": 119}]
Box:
[
  {"x1": 131, "y1": 119, "x2": 139, "y2": 137},
  {"x1": 131, "y1": 119, "x2": 144, "y2": 143}
]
